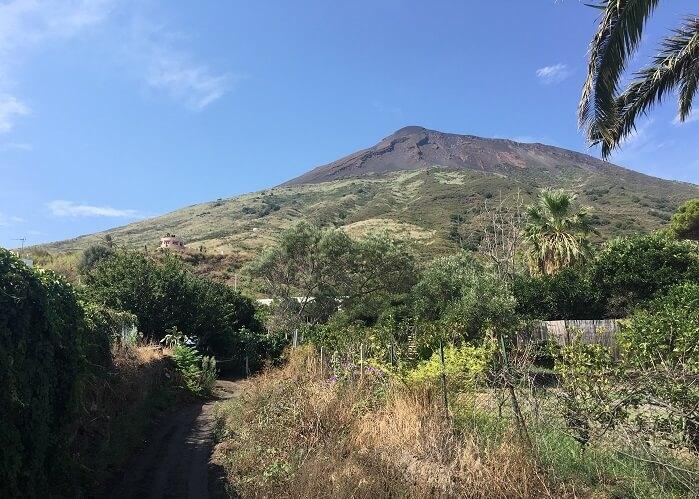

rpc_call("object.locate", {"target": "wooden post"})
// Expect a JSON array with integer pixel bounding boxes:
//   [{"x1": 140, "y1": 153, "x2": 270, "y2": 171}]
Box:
[
  {"x1": 319, "y1": 346, "x2": 324, "y2": 374},
  {"x1": 293, "y1": 328, "x2": 298, "y2": 347},
  {"x1": 245, "y1": 355, "x2": 250, "y2": 377},
  {"x1": 439, "y1": 339, "x2": 449, "y2": 415},
  {"x1": 499, "y1": 334, "x2": 532, "y2": 449},
  {"x1": 360, "y1": 343, "x2": 364, "y2": 381}
]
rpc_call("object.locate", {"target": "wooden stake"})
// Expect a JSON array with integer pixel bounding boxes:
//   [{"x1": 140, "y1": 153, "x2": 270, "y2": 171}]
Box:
[
  {"x1": 439, "y1": 339, "x2": 449, "y2": 415},
  {"x1": 360, "y1": 343, "x2": 364, "y2": 381}
]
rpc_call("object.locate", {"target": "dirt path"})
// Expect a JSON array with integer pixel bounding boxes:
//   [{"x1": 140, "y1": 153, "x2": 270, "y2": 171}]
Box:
[{"x1": 106, "y1": 379, "x2": 245, "y2": 499}]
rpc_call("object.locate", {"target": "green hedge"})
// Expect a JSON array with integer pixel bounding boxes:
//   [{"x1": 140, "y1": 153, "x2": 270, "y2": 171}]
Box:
[
  {"x1": 0, "y1": 249, "x2": 116, "y2": 497},
  {"x1": 83, "y1": 251, "x2": 264, "y2": 369}
]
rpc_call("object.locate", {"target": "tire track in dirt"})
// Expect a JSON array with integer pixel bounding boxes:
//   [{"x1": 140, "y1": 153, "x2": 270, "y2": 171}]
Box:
[{"x1": 105, "y1": 380, "x2": 244, "y2": 499}]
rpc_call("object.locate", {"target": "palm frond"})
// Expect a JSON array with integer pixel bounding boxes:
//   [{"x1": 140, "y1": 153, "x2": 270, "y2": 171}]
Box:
[
  {"x1": 579, "y1": 0, "x2": 661, "y2": 146},
  {"x1": 598, "y1": 16, "x2": 699, "y2": 157}
]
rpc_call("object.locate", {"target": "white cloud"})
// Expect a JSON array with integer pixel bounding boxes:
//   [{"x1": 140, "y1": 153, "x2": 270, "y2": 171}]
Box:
[
  {"x1": 672, "y1": 109, "x2": 699, "y2": 126},
  {"x1": 0, "y1": 211, "x2": 24, "y2": 226},
  {"x1": 0, "y1": 94, "x2": 29, "y2": 132},
  {"x1": 610, "y1": 118, "x2": 674, "y2": 164},
  {"x1": 536, "y1": 63, "x2": 572, "y2": 84},
  {"x1": 0, "y1": 0, "x2": 233, "y2": 133},
  {"x1": 0, "y1": 140, "x2": 31, "y2": 151},
  {"x1": 123, "y1": 16, "x2": 237, "y2": 110},
  {"x1": 146, "y1": 51, "x2": 234, "y2": 110},
  {"x1": 0, "y1": 0, "x2": 114, "y2": 132},
  {"x1": 47, "y1": 200, "x2": 139, "y2": 218}
]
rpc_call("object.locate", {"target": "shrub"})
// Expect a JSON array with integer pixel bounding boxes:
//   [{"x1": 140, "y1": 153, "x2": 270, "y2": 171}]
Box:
[
  {"x1": 404, "y1": 340, "x2": 496, "y2": 393},
  {"x1": 171, "y1": 344, "x2": 217, "y2": 397},
  {"x1": 669, "y1": 198, "x2": 699, "y2": 240},
  {"x1": 412, "y1": 253, "x2": 518, "y2": 341},
  {"x1": 589, "y1": 233, "x2": 699, "y2": 316},
  {"x1": 555, "y1": 283, "x2": 699, "y2": 454},
  {"x1": 0, "y1": 249, "x2": 115, "y2": 496},
  {"x1": 84, "y1": 250, "x2": 262, "y2": 367},
  {"x1": 512, "y1": 266, "x2": 603, "y2": 320},
  {"x1": 77, "y1": 244, "x2": 114, "y2": 275},
  {"x1": 618, "y1": 282, "x2": 699, "y2": 450}
]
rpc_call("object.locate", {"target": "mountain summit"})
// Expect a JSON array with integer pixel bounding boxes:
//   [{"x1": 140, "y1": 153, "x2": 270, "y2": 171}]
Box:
[
  {"x1": 284, "y1": 126, "x2": 616, "y2": 185},
  {"x1": 36, "y1": 127, "x2": 698, "y2": 270}
]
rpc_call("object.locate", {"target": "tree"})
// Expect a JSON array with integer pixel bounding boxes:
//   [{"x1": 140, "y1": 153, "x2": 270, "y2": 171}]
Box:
[
  {"x1": 670, "y1": 198, "x2": 699, "y2": 240},
  {"x1": 590, "y1": 233, "x2": 699, "y2": 316},
  {"x1": 579, "y1": 2, "x2": 699, "y2": 157},
  {"x1": 248, "y1": 222, "x2": 416, "y2": 330},
  {"x1": 77, "y1": 244, "x2": 114, "y2": 275},
  {"x1": 84, "y1": 251, "x2": 261, "y2": 363},
  {"x1": 412, "y1": 253, "x2": 518, "y2": 343},
  {"x1": 512, "y1": 266, "x2": 603, "y2": 320},
  {"x1": 477, "y1": 191, "x2": 526, "y2": 281},
  {"x1": 523, "y1": 190, "x2": 597, "y2": 275}
]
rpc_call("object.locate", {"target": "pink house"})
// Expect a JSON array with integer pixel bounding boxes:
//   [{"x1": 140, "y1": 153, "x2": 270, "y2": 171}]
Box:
[{"x1": 160, "y1": 233, "x2": 185, "y2": 251}]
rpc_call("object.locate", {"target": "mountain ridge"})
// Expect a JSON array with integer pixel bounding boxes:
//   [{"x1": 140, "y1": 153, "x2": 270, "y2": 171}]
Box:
[
  {"x1": 282, "y1": 125, "x2": 644, "y2": 186},
  {"x1": 31, "y1": 127, "x2": 699, "y2": 273}
]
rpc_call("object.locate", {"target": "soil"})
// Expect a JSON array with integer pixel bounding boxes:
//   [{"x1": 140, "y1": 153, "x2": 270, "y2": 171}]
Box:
[{"x1": 104, "y1": 379, "x2": 245, "y2": 499}]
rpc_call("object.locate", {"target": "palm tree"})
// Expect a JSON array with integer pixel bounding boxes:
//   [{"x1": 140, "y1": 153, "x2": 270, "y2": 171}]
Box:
[
  {"x1": 523, "y1": 190, "x2": 597, "y2": 275},
  {"x1": 579, "y1": 2, "x2": 698, "y2": 157}
]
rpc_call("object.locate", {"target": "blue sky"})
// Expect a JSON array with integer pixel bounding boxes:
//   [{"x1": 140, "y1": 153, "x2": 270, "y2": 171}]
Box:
[{"x1": 1, "y1": 0, "x2": 697, "y2": 249}]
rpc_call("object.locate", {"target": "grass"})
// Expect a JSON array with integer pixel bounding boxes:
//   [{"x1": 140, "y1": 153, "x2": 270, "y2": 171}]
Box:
[
  {"x1": 213, "y1": 347, "x2": 562, "y2": 498},
  {"x1": 28, "y1": 165, "x2": 698, "y2": 283},
  {"x1": 212, "y1": 347, "x2": 697, "y2": 498},
  {"x1": 70, "y1": 343, "x2": 189, "y2": 493}
]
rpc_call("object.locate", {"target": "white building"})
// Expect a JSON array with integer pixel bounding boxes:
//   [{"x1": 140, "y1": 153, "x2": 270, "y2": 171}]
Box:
[{"x1": 160, "y1": 233, "x2": 185, "y2": 251}]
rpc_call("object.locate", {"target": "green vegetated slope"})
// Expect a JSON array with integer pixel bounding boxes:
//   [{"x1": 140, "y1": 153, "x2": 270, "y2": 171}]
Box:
[{"x1": 37, "y1": 127, "x2": 699, "y2": 264}]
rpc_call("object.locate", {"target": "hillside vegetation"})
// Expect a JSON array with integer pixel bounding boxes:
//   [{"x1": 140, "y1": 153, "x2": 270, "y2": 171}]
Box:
[{"x1": 34, "y1": 129, "x2": 698, "y2": 270}]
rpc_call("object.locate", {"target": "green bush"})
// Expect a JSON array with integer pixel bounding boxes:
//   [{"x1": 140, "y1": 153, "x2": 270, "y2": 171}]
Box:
[
  {"x1": 512, "y1": 266, "x2": 603, "y2": 320},
  {"x1": 403, "y1": 340, "x2": 496, "y2": 392},
  {"x1": 0, "y1": 249, "x2": 115, "y2": 497},
  {"x1": 669, "y1": 198, "x2": 699, "y2": 240},
  {"x1": 619, "y1": 282, "x2": 699, "y2": 450},
  {"x1": 84, "y1": 250, "x2": 262, "y2": 368},
  {"x1": 171, "y1": 344, "x2": 217, "y2": 397},
  {"x1": 412, "y1": 253, "x2": 518, "y2": 341},
  {"x1": 589, "y1": 233, "x2": 699, "y2": 317}
]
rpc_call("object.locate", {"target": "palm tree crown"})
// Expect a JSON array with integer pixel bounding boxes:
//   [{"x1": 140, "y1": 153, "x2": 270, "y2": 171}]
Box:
[
  {"x1": 579, "y1": 1, "x2": 698, "y2": 158},
  {"x1": 524, "y1": 190, "x2": 597, "y2": 275}
]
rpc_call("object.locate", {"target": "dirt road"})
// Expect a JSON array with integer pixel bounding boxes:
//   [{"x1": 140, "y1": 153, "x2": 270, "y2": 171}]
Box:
[{"x1": 106, "y1": 379, "x2": 244, "y2": 499}]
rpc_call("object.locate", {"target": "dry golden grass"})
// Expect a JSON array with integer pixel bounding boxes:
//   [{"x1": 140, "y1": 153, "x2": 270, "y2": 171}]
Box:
[
  {"x1": 213, "y1": 347, "x2": 570, "y2": 498},
  {"x1": 70, "y1": 342, "x2": 183, "y2": 491}
]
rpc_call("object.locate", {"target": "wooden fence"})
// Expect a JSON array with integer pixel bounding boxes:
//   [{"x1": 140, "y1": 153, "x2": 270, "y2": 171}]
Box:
[{"x1": 519, "y1": 319, "x2": 621, "y2": 357}]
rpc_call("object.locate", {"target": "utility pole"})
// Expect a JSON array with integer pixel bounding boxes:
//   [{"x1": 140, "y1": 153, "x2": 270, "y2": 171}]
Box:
[{"x1": 13, "y1": 237, "x2": 26, "y2": 252}]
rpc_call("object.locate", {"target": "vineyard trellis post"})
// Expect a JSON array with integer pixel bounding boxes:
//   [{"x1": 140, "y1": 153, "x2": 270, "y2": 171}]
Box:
[{"x1": 439, "y1": 339, "x2": 449, "y2": 416}]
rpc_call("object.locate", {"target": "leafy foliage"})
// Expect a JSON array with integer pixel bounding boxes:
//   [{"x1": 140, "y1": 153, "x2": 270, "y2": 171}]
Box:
[
  {"x1": 249, "y1": 222, "x2": 417, "y2": 329},
  {"x1": 403, "y1": 340, "x2": 496, "y2": 392},
  {"x1": 523, "y1": 189, "x2": 596, "y2": 275},
  {"x1": 512, "y1": 266, "x2": 603, "y2": 320},
  {"x1": 670, "y1": 198, "x2": 699, "y2": 240},
  {"x1": 0, "y1": 249, "x2": 120, "y2": 497},
  {"x1": 84, "y1": 250, "x2": 263, "y2": 367},
  {"x1": 77, "y1": 244, "x2": 114, "y2": 275},
  {"x1": 619, "y1": 282, "x2": 699, "y2": 450},
  {"x1": 589, "y1": 233, "x2": 699, "y2": 316},
  {"x1": 412, "y1": 252, "x2": 519, "y2": 342},
  {"x1": 171, "y1": 344, "x2": 217, "y2": 397},
  {"x1": 580, "y1": 1, "x2": 699, "y2": 157},
  {"x1": 556, "y1": 284, "x2": 699, "y2": 454}
]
